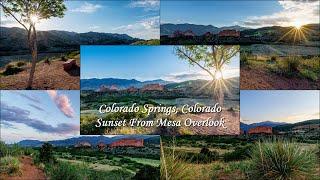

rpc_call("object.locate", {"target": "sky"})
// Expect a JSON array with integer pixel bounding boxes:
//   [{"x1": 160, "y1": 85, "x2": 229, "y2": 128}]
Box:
[
  {"x1": 1, "y1": 0, "x2": 160, "y2": 40},
  {"x1": 81, "y1": 45, "x2": 239, "y2": 82},
  {"x1": 240, "y1": 91, "x2": 320, "y2": 124},
  {"x1": 161, "y1": 0, "x2": 320, "y2": 28},
  {"x1": 0, "y1": 90, "x2": 80, "y2": 143}
]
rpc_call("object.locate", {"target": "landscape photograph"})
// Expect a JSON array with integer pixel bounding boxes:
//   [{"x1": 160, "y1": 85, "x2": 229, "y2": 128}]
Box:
[
  {"x1": 161, "y1": 91, "x2": 319, "y2": 180},
  {"x1": 0, "y1": 0, "x2": 160, "y2": 90},
  {"x1": 80, "y1": 45, "x2": 240, "y2": 135},
  {"x1": 0, "y1": 90, "x2": 160, "y2": 179},
  {"x1": 160, "y1": 0, "x2": 320, "y2": 45},
  {"x1": 240, "y1": 44, "x2": 320, "y2": 89}
]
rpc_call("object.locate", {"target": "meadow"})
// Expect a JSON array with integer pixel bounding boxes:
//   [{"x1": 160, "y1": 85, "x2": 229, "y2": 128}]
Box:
[
  {"x1": 0, "y1": 141, "x2": 160, "y2": 180},
  {"x1": 161, "y1": 135, "x2": 320, "y2": 180}
]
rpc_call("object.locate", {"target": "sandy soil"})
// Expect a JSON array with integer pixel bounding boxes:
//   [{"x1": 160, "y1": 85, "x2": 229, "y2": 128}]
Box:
[
  {"x1": 240, "y1": 66, "x2": 320, "y2": 90},
  {"x1": 0, "y1": 58, "x2": 80, "y2": 90},
  {"x1": 1, "y1": 156, "x2": 46, "y2": 180}
]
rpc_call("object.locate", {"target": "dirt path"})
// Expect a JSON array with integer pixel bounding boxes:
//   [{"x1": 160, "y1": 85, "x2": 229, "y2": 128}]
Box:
[
  {"x1": 0, "y1": 57, "x2": 80, "y2": 90},
  {"x1": 1, "y1": 156, "x2": 46, "y2": 180},
  {"x1": 240, "y1": 66, "x2": 320, "y2": 90}
]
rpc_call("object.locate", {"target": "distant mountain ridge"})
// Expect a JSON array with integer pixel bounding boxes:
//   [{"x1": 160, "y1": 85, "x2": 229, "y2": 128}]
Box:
[
  {"x1": 161, "y1": 23, "x2": 249, "y2": 36},
  {"x1": 81, "y1": 78, "x2": 173, "y2": 90},
  {"x1": 0, "y1": 27, "x2": 142, "y2": 55},
  {"x1": 241, "y1": 119, "x2": 319, "y2": 132},
  {"x1": 16, "y1": 135, "x2": 160, "y2": 147}
]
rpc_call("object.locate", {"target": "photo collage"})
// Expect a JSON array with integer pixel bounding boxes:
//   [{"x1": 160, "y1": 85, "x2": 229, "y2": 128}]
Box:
[{"x1": 0, "y1": 0, "x2": 319, "y2": 179}]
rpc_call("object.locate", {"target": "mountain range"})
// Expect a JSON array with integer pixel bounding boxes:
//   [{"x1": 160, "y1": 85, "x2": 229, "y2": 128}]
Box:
[
  {"x1": 240, "y1": 119, "x2": 319, "y2": 132},
  {"x1": 16, "y1": 135, "x2": 160, "y2": 147},
  {"x1": 161, "y1": 23, "x2": 249, "y2": 36},
  {"x1": 0, "y1": 27, "x2": 142, "y2": 56},
  {"x1": 81, "y1": 78, "x2": 173, "y2": 90}
]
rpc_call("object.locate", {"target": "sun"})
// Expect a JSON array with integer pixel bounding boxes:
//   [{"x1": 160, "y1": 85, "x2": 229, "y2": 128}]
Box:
[
  {"x1": 215, "y1": 71, "x2": 223, "y2": 80},
  {"x1": 292, "y1": 20, "x2": 303, "y2": 29},
  {"x1": 30, "y1": 14, "x2": 40, "y2": 24}
]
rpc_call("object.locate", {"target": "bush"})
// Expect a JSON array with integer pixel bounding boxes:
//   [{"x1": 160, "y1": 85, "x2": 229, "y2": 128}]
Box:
[
  {"x1": 39, "y1": 143, "x2": 56, "y2": 163},
  {"x1": 45, "y1": 161, "x2": 88, "y2": 180},
  {"x1": 0, "y1": 156, "x2": 20, "y2": 175},
  {"x1": 240, "y1": 52, "x2": 249, "y2": 66},
  {"x1": 2, "y1": 64, "x2": 23, "y2": 76},
  {"x1": 223, "y1": 145, "x2": 252, "y2": 162},
  {"x1": 276, "y1": 56, "x2": 300, "y2": 76},
  {"x1": 299, "y1": 69, "x2": 318, "y2": 81},
  {"x1": 133, "y1": 165, "x2": 160, "y2": 180},
  {"x1": 16, "y1": 61, "x2": 26, "y2": 67},
  {"x1": 249, "y1": 140, "x2": 317, "y2": 179}
]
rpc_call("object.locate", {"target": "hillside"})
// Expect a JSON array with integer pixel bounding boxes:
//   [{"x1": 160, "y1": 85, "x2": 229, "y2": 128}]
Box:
[
  {"x1": 240, "y1": 121, "x2": 287, "y2": 132},
  {"x1": 0, "y1": 27, "x2": 142, "y2": 56},
  {"x1": 273, "y1": 119, "x2": 319, "y2": 132},
  {"x1": 17, "y1": 135, "x2": 160, "y2": 147}
]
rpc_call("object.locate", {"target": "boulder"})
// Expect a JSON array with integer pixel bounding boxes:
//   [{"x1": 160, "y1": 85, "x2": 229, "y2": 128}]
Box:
[{"x1": 63, "y1": 59, "x2": 76, "y2": 71}]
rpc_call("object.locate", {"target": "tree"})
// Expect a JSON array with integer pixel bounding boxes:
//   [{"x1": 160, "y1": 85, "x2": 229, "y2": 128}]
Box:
[
  {"x1": 0, "y1": 0, "x2": 66, "y2": 89},
  {"x1": 175, "y1": 45, "x2": 239, "y2": 105},
  {"x1": 39, "y1": 142, "x2": 55, "y2": 163}
]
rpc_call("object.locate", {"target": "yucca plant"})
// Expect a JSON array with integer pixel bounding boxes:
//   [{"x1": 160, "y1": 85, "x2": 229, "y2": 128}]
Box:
[
  {"x1": 249, "y1": 140, "x2": 317, "y2": 180},
  {"x1": 160, "y1": 137, "x2": 194, "y2": 180}
]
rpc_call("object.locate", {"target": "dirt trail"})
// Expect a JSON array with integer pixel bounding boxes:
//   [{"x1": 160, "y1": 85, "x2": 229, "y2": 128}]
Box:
[
  {"x1": 0, "y1": 58, "x2": 80, "y2": 90},
  {"x1": 1, "y1": 156, "x2": 46, "y2": 180},
  {"x1": 240, "y1": 66, "x2": 320, "y2": 90}
]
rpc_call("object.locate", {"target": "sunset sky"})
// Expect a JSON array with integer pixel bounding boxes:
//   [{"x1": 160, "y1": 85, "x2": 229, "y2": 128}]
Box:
[
  {"x1": 1, "y1": 0, "x2": 160, "y2": 40},
  {"x1": 161, "y1": 0, "x2": 319, "y2": 28},
  {"x1": 240, "y1": 91, "x2": 320, "y2": 124},
  {"x1": 81, "y1": 46, "x2": 239, "y2": 81},
  {"x1": 0, "y1": 91, "x2": 80, "y2": 143}
]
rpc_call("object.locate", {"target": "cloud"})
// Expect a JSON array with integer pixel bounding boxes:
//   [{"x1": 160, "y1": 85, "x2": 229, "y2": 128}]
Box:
[
  {"x1": 241, "y1": 0, "x2": 319, "y2": 27},
  {"x1": 12, "y1": 91, "x2": 41, "y2": 104},
  {"x1": 0, "y1": 103, "x2": 79, "y2": 134},
  {"x1": 47, "y1": 90, "x2": 75, "y2": 118},
  {"x1": 29, "y1": 104, "x2": 45, "y2": 112},
  {"x1": 71, "y1": 2, "x2": 102, "y2": 13},
  {"x1": 112, "y1": 16, "x2": 159, "y2": 39},
  {"x1": 129, "y1": 0, "x2": 160, "y2": 11}
]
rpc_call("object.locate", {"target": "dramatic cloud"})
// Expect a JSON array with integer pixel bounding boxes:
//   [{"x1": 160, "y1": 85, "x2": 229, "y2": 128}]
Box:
[
  {"x1": 113, "y1": 16, "x2": 159, "y2": 39},
  {"x1": 12, "y1": 91, "x2": 41, "y2": 104},
  {"x1": 47, "y1": 90, "x2": 75, "y2": 118},
  {"x1": 29, "y1": 104, "x2": 45, "y2": 112},
  {"x1": 71, "y1": 2, "x2": 102, "y2": 13},
  {"x1": 241, "y1": 0, "x2": 319, "y2": 27},
  {"x1": 0, "y1": 103, "x2": 79, "y2": 134},
  {"x1": 129, "y1": 0, "x2": 160, "y2": 11}
]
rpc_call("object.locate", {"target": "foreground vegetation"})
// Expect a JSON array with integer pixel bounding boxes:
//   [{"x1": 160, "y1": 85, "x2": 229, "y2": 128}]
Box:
[{"x1": 161, "y1": 136, "x2": 320, "y2": 180}]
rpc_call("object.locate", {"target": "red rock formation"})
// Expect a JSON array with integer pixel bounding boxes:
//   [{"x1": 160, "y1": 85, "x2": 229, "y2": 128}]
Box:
[
  {"x1": 98, "y1": 85, "x2": 109, "y2": 92},
  {"x1": 127, "y1": 86, "x2": 138, "y2": 93},
  {"x1": 110, "y1": 85, "x2": 119, "y2": 91},
  {"x1": 218, "y1": 30, "x2": 240, "y2": 37},
  {"x1": 109, "y1": 138, "x2": 144, "y2": 148},
  {"x1": 184, "y1": 30, "x2": 195, "y2": 37},
  {"x1": 74, "y1": 141, "x2": 92, "y2": 148},
  {"x1": 97, "y1": 142, "x2": 106, "y2": 151},
  {"x1": 141, "y1": 84, "x2": 164, "y2": 91},
  {"x1": 248, "y1": 126, "x2": 272, "y2": 135}
]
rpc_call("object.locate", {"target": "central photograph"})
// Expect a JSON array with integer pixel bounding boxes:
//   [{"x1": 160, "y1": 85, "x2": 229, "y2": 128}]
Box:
[{"x1": 80, "y1": 45, "x2": 240, "y2": 135}]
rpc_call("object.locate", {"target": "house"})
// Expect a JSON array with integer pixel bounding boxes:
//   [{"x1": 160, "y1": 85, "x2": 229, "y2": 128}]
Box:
[
  {"x1": 248, "y1": 126, "x2": 272, "y2": 135},
  {"x1": 109, "y1": 138, "x2": 144, "y2": 148},
  {"x1": 218, "y1": 29, "x2": 240, "y2": 38},
  {"x1": 141, "y1": 84, "x2": 164, "y2": 92},
  {"x1": 74, "y1": 141, "x2": 92, "y2": 148}
]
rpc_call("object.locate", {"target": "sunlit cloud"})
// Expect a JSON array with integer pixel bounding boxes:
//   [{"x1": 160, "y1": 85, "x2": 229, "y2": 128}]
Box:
[
  {"x1": 129, "y1": 0, "x2": 160, "y2": 11},
  {"x1": 47, "y1": 90, "x2": 75, "y2": 118},
  {"x1": 112, "y1": 16, "x2": 159, "y2": 39},
  {"x1": 71, "y1": 2, "x2": 103, "y2": 13},
  {"x1": 241, "y1": 0, "x2": 319, "y2": 27}
]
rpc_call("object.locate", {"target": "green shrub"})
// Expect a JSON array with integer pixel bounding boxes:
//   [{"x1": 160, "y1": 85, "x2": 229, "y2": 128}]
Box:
[
  {"x1": 240, "y1": 52, "x2": 249, "y2": 66},
  {"x1": 249, "y1": 140, "x2": 317, "y2": 180},
  {"x1": 45, "y1": 161, "x2": 88, "y2": 180},
  {"x1": 39, "y1": 143, "x2": 56, "y2": 163},
  {"x1": 61, "y1": 56, "x2": 67, "y2": 61},
  {"x1": 0, "y1": 156, "x2": 20, "y2": 175},
  {"x1": 223, "y1": 145, "x2": 252, "y2": 162},
  {"x1": 133, "y1": 165, "x2": 160, "y2": 180},
  {"x1": 299, "y1": 69, "x2": 318, "y2": 81},
  {"x1": 16, "y1": 61, "x2": 26, "y2": 67},
  {"x1": 2, "y1": 64, "x2": 23, "y2": 75},
  {"x1": 276, "y1": 56, "x2": 300, "y2": 77}
]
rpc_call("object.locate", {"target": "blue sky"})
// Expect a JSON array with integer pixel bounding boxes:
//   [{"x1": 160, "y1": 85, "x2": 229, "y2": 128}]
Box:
[
  {"x1": 161, "y1": 0, "x2": 319, "y2": 28},
  {"x1": 240, "y1": 91, "x2": 320, "y2": 124},
  {"x1": 81, "y1": 45, "x2": 239, "y2": 81},
  {"x1": 0, "y1": 90, "x2": 80, "y2": 143},
  {"x1": 1, "y1": 1, "x2": 160, "y2": 39}
]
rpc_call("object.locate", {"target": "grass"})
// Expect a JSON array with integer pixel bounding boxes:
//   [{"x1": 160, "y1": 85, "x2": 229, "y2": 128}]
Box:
[
  {"x1": 0, "y1": 156, "x2": 21, "y2": 175},
  {"x1": 249, "y1": 140, "x2": 318, "y2": 180}
]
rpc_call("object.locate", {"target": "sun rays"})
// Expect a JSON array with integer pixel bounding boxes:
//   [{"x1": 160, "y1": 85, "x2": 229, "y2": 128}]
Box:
[{"x1": 277, "y1": 24, "x2": 314, "y2": 44}]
